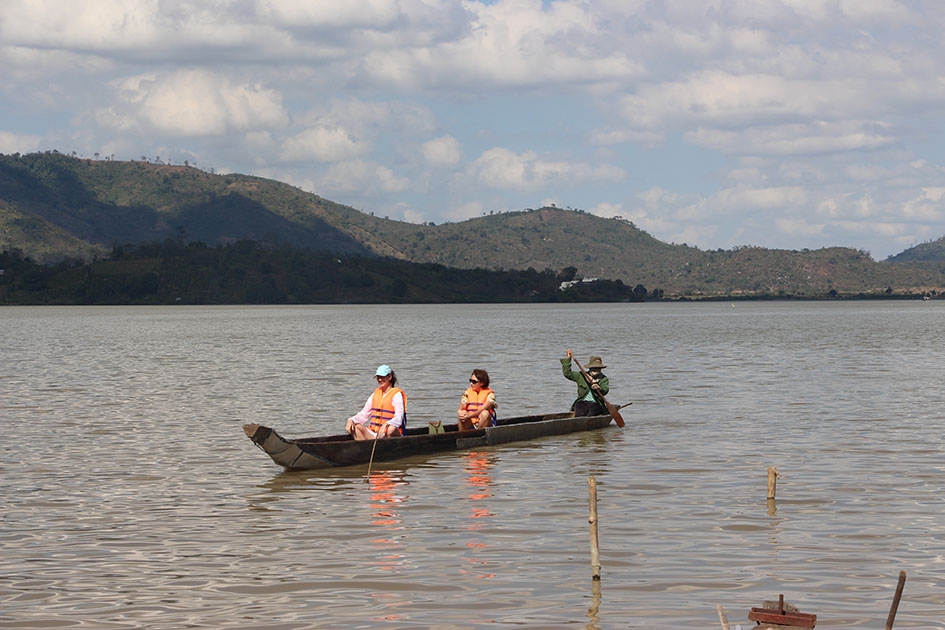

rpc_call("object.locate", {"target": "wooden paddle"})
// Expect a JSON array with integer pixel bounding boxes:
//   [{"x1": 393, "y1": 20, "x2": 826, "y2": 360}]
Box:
[{"x1": 572, "y1": 357, "x2": 625, "y2": 428}]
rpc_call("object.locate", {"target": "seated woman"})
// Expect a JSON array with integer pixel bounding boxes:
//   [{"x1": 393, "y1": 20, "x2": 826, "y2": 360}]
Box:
[
  {"x1": 457, "y1": 369, "x2": 497, "y2": 431},
  {"x1": 345, "y1": 365, "x2": 407, "y2": 440}
]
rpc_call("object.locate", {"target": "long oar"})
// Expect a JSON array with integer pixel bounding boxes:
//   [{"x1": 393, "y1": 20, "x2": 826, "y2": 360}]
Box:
[
  {"x1": 573, "y1": 357, "x2": 625, "y2": 428},
  {"x1": 365, "y1": 428, "x2": 381, "y2": 482}
]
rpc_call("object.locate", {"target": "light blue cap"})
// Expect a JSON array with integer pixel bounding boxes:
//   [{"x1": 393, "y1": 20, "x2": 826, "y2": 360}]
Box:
[{"x1": 375, "y1": 364, "x2": 392, "y2": 377}]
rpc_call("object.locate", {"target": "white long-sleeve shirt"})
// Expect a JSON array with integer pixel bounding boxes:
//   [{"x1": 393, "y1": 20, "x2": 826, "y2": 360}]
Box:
[{"x1": 348, "y1": 389, "x2": 406, "y2": 434}]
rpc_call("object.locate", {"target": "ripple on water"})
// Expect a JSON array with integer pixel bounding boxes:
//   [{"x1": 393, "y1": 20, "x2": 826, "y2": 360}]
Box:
[{"x1": 3, "y1": 303, "x2": 945, "y2": 627}]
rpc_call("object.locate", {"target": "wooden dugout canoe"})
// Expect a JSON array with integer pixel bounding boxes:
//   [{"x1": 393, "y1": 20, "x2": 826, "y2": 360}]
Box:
[{"x1": 243, "y1": 411, "x2": 615, "y2": 470}]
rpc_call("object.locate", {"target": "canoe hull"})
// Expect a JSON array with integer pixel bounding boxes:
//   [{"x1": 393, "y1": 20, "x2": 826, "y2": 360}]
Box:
[{"x1": 243, "y1": 412, "x2": 614, "y2": 470}]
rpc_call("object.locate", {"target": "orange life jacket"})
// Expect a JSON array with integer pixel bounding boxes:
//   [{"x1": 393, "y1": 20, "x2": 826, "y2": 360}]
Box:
[
  {"x1": 462, "y1": 387, "x2": 496, "y2": 426},
  {"x1": 369, "y1": 387, "x2": 406, "y2": 435}
]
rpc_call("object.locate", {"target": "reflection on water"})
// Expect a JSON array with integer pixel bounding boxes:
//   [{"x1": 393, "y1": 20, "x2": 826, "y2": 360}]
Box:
[
  {"x1": 586, "y1": 579, "x2": 602, "y2": 630},
  {"x1": 461, "y1": 452, "x2": 497, "y2": 581},
  {"x1": 367, "y1": 470, "x2": 410, "y2": 622},
  {"x1": 368, "y1": 471, "x2": 408, "y2": 565}
]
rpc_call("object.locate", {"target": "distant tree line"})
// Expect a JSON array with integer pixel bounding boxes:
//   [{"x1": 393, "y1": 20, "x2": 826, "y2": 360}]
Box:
[{"x1": 0, "y1": 240, "x2": 655, "y2": 305}]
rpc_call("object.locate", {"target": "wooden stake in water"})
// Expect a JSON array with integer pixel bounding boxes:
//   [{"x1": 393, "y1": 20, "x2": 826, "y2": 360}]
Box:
[
  {"x1": 885, "y1": 570, "x2": 907, "y2": 630},
  {"x1": 589, "y1": 476, "x2": 601, "y2": 580},
  {"x1": 767, "y1": 466, "x2": 780, "y2": 500}
]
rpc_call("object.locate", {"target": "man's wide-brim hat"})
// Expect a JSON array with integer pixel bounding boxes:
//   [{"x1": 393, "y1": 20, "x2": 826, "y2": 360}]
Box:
[{"x1": 586, "y1": 356, "x2": 606, "y2": 369}]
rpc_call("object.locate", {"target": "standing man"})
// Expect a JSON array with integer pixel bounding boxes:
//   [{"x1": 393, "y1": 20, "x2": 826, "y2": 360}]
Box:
[{"x1": 561, "y1": 349, "x2": 609, "y2": 417}]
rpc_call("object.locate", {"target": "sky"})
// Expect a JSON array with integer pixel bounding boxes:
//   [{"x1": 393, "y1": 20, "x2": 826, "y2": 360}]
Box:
[{"x1": 2, "y1": 1, "x2": 945, "y2": 260}]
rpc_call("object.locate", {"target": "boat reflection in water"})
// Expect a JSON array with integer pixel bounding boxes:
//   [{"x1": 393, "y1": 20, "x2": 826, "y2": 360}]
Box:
[
  {"x1": 367, "y1": 470, "x2": 410, "y2": 621},
  {"x1": 368, "y1": 470, "x2": 408, "y2": 569},
  {"x1": 461, "y1": 451, "x2": 497, "y2": 580}
]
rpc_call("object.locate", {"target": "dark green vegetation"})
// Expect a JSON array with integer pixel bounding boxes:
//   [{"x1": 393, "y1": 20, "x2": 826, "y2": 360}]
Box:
[
  {"x1": 3, "y1": 150, "x2": 945, "y2": 303},
  {"x1": 0, "y1": 241, "x2": 643, "y2": 305}
]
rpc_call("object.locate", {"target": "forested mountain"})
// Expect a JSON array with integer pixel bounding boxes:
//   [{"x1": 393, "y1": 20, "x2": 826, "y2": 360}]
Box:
[
  {"x1": 2, "y1": 151, "x2": 945, "y2": 299},
  {"x1": 887, "y1": 236, "x2": 945, "y2": 267}
]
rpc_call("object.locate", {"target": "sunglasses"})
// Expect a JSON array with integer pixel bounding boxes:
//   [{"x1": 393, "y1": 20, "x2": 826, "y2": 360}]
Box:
[
  {"x1": 469, "y1": 379, "x2": 479, "y2": 384},
  {"x1": 376, "y1": 375, "x2": 389, "y2": 381}
]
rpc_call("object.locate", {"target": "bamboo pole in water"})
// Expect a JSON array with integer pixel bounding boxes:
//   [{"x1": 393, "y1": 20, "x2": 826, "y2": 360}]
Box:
[
  {"x1": 885, "y1": 570, "x2": 907, "y2": 629},
  {"x1": 716, "y1": 604, "x2": 730, "y2": 630},
  {"x1": 589, "y1": 476, "x2": 601, "y2": 580},
  {"x1": 767, "y1": 466, "x2": 780, "y2": 500}
]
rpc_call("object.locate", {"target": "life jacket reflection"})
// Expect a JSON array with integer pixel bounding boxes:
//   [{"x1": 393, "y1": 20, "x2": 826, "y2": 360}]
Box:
[{"x1": 461, "y1": 452, "x2": 496, "y2": 579}]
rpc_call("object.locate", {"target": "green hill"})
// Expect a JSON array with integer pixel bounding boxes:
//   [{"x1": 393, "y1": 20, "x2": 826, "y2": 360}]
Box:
[
  {"x1": 887, "y1": 236, "x2": 945, "y2": 267},
  {"x1": 2, "y1": 151, "x2": 945, "y2": 299}
]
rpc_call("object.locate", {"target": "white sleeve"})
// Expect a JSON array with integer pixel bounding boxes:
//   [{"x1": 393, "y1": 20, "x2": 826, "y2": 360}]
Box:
[
  {"x1": 349, "y1": 395, "x2": 373, "y2": 425},
  {"x1": 389, "y1": 391, "x2": 406, "y2": 428}
]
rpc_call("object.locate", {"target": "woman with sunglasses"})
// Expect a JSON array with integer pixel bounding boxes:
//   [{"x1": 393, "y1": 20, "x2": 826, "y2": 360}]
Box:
[
  {"x1": 457, "y1": 369, "x2": 497, "y2": 431},
  {"x1": 345, "y1": 365, "x2": 407, "y2": 440}
]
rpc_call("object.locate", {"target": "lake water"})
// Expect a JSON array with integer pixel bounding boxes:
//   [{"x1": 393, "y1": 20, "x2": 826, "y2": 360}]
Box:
[{"x1": 2, "y1": 301, "x2": 944, "y2": 628}]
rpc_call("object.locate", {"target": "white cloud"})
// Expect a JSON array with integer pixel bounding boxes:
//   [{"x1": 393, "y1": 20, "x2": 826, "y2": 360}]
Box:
[
  {"x1": 255, "y1": 0, "x2": 403, "y2": 29},
  {"x1": 627, "y1": 183, "x2": 835, "y2": 251},
  {"x1": 351, "y1": 0, "x2": 643, "y2": 90},
  {"x1": 923, "y1": 187, "x2": 945, "y2": 202},
  {"x1": 244, "y1": 130, "x2": 277, "y2": 157},
  {"x1": 321, "y1": 159, "x2": 409, "y2": 195},
  {"x1": 900, "y1": 187, "x2": 945, "y2": 221},
  {"x1": 621, "y1": 71, "x2": 885, "y2": 132},
  {"x1": 255, "y1": 0, "x2": 471, "y2": 45},
  {"x1": 625, "y1": 187, "x2": 693, "y2": 243},
  {"x1": 0, "y1": 0, "x2": 279, "y2": 58},
  {"x1": 711, "y1": 185, "x2": 808, "y2": 212},
  {"x1": 0, "y1": 0, "x2": 161, "y2": 49},
  {"x1": 402, "y1": 206, "x2": 425, "y2": 224},
  {"x1": 0, "y1": 130, "x2": 42, "y2": 154},
  {"x1": 471, "y1": 148, "x2": 531, "y2": 189},
  {"x1": 589, "y1": 202, "x2": 624, "y2": 219},
  {"x1": 469, "y1": 148, "x2": 624, "y2": 190},
  {"x1": 775, "y1": 217, "x2": 825, "y2": 238},
  {"x1": 288, "y1": 99, "x2": 437, "y2": 162},
  {"x1": 726, "y1": 167, "x2": 767, "y2": 185},
  {"x1": 447, "y1": 0, "x2": 642, "y2": 85},
  {"x1": 421, "y1": 135, "x2": 461, "y2": 167},
  {"x1": 688, "y1": 122, "x2": 895, "y2": 157},
  {"x1": 671, "y1": 224, "x2": 719, "y2": 249},
  {"x1": 99, "y1": 70, "x2": 288, "y2": 137},
  {"x1": 836, "y1": 0, "x2": 915, "y2": 23},
  {"x1": 281, "y1": 126, "x2": 370, "y2": 162},
  {"x1": 444, "y1": 200, "x2": 485, "y2": 222},
  {"x1": 587, "y1": 128, "x2": 665, "y2": 148}
]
